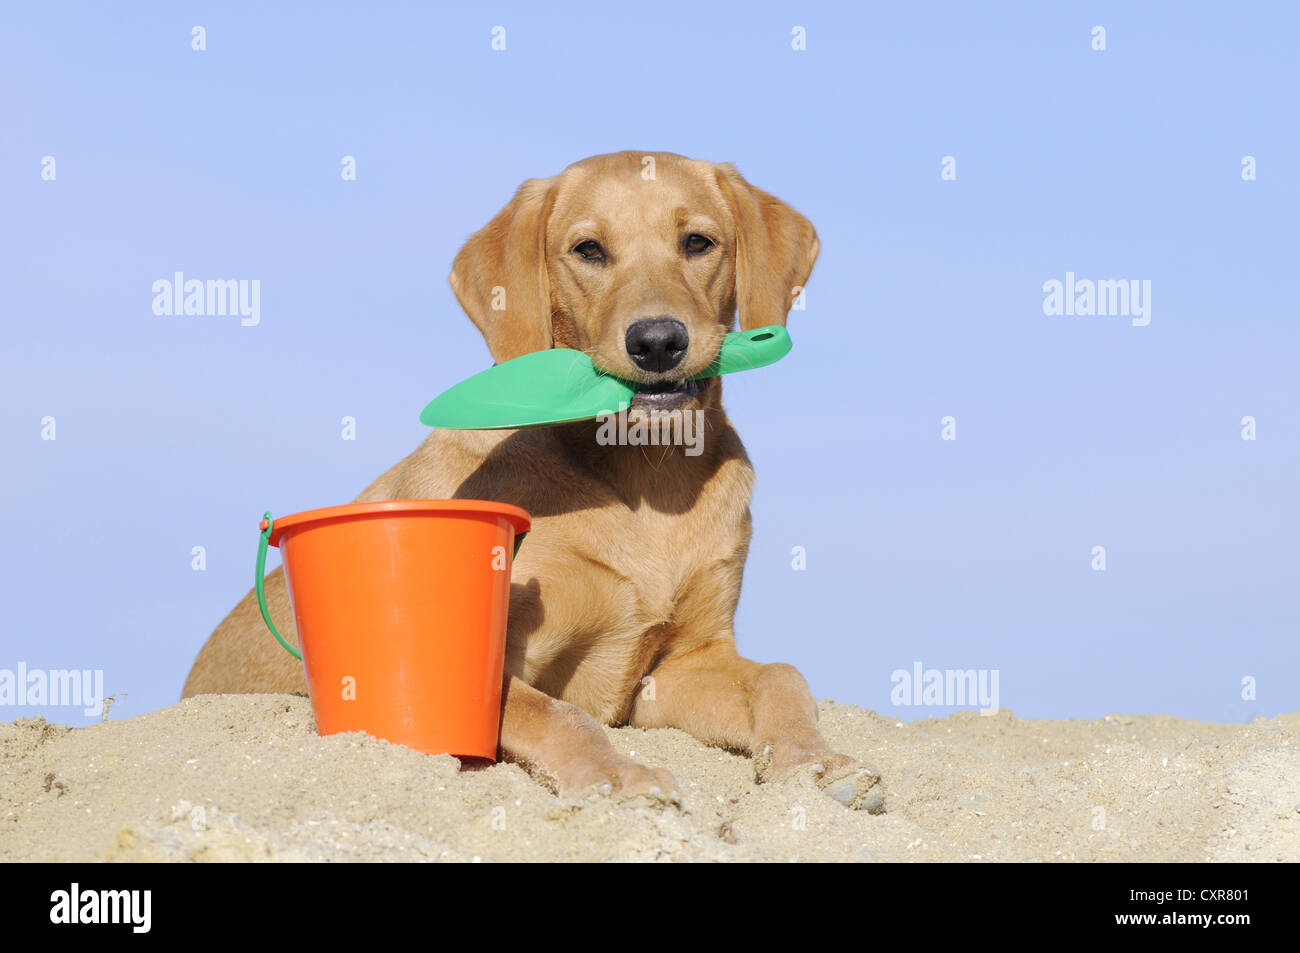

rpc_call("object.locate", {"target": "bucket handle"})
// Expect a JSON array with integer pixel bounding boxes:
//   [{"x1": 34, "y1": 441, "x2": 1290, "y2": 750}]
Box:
[
  {"x1": 257, "y1": 512, "x2": 303, "y2": 661},
  {"x1": 256, "y1": 510, "x2": 529, "y2": 660}
]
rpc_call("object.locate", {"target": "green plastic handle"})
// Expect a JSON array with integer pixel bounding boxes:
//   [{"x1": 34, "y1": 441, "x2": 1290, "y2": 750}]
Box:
[
  {"x1": 690, "y1": 326, "x2": 792, "y2": 379},
  {"x1": 257, "y1": 510, "x2": 529, "y2": 660},
  {"x1": 256, "y1": 512, "x2": 302, "y2": 661}
]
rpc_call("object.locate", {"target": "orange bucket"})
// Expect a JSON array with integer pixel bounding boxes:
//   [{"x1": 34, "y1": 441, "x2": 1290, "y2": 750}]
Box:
[{"x1": 254, "y1": 499, "x2": 530, "y2": 759}]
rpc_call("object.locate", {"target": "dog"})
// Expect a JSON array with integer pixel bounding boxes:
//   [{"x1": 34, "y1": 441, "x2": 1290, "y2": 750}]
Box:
[{"x1": 183, "y1": 151, "x2": 884, "y2": 813}]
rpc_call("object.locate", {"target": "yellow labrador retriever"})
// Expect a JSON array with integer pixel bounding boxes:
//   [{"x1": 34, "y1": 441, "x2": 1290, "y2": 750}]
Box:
[{"x1": 184, "y1": 151, "x2": 883, "y2": 813}]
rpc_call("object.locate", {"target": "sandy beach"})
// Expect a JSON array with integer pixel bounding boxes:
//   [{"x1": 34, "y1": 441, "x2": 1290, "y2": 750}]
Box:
[{"x1": 2, "y1": 694, "x2": 1296, "y2": 862}]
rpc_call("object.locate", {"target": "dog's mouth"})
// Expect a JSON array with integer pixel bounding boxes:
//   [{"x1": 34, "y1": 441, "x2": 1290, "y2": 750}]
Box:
[{"x1": 629, "y1": 376, "x2": 704, "y2": 411}]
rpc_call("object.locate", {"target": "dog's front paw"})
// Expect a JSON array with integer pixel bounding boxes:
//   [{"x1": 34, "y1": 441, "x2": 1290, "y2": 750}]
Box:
[
  {"x1": 754, "y1": 744, "x2": 885, "y2": 814},
  {"x1": 558, "y1": 754, "x2": 683, "y2": 809}
]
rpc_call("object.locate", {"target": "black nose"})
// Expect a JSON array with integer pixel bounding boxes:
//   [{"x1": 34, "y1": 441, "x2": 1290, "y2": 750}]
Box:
[{"x1": 625, "y1": 318, "x2": 688, "y2": 373}]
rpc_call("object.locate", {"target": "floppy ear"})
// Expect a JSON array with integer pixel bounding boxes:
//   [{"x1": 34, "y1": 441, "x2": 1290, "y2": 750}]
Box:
[
  {"x1": 448, "y1": 176, "x2": 556, "y2": 363},
  {"x1": 715, "y1": 163, "x2": 820, "y2": 330}
]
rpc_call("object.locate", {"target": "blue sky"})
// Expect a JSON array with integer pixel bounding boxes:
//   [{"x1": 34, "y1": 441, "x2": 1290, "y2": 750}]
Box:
[{"x1": 2, "y1": 2, "x2": 1296, "y2": 727}]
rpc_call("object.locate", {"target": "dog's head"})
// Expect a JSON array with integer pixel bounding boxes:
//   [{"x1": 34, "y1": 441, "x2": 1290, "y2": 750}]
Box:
[{"x1": 449, "y1": 151, "x2": 818, "y2": 413}]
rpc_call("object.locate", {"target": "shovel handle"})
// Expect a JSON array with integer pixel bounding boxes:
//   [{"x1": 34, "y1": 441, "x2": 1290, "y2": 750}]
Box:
[{"x1": 690, "y1": 325, "x2": 792, "y2": 379}]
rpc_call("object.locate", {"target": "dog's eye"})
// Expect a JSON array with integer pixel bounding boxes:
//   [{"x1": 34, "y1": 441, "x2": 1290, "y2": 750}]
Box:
[
  {"x1": 683, "y1": 234, "x2": 714, "y2": 255},
  {"x1": 573, "y1": 240, "x2": 605, "y2": 263}
]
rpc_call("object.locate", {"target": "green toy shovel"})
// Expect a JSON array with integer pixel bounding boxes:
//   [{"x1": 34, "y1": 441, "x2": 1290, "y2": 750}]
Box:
[{"x1": 420, "y1": 325, "x2": 791, "y2": 430}]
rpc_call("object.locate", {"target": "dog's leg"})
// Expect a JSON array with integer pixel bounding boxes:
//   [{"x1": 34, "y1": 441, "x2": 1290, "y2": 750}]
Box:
[
  {"x1": 629, "y1": 640, "x2": 885, "y2": 812},
  {"x1": 500, "y1": 675, "x2": 680, "y2": 805}
]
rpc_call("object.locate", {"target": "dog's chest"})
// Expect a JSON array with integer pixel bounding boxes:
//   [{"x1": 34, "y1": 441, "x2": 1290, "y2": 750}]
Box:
[
  {"x1": 520, "y1": 497, "x2": 746, "y2": 721},
  {"x1": 574, "y1": 470, "x2": 750, "y2": 631},
  {"x1": 617, "y1": 507, "x2": 714, "y2": 619},
  {"x1": 504, "y1": 433, "x2": 755, "y2": 718}
]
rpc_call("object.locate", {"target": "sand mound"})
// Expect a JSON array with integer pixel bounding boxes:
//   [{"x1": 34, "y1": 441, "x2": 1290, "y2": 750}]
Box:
[{"x1": 2, "y1": 695, "x2": 1296, "y2": 862}]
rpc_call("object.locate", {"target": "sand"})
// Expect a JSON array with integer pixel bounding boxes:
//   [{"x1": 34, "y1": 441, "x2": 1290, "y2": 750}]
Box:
[{"x1": 2, "y1": 694, "x2": 1296, "y2": 862}]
